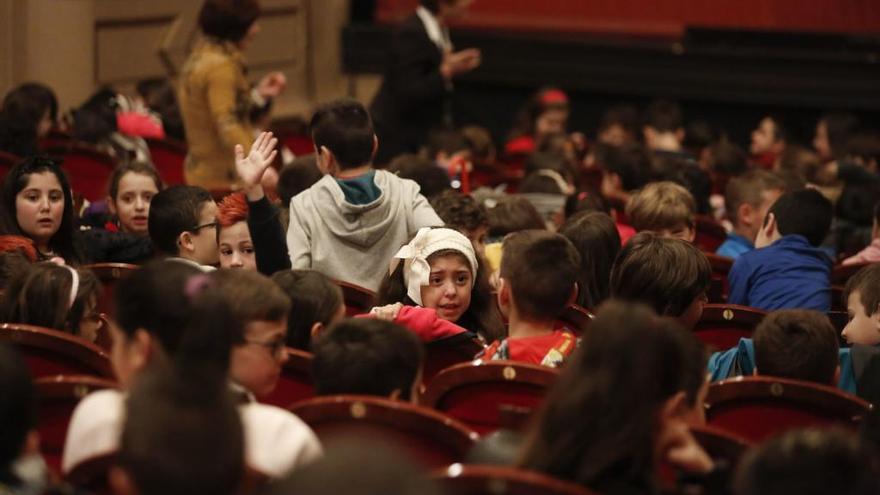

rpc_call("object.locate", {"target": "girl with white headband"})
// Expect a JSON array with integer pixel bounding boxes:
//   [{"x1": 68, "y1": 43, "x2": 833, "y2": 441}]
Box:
[
  {"x1": 372, "y1": 227, "x2": 503, "y2": 342},
  {"x1": 1, "y1": 263, "x2": 103, "y2": 342}
]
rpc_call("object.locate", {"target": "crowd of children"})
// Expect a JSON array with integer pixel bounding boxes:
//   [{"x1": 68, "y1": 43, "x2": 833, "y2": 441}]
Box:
[{"x1": 2, "y1": 0, "x2": 880, "y2": 492}]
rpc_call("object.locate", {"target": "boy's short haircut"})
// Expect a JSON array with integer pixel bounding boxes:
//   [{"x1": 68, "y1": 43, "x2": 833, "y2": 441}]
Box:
[
  {"x1": 120, "y1": 365, "x2": 243, "y2": 495},
  {"x1": 312, "y1": 319, "x2": 423, "y2": 401},
  {"x1": 429, "y1": 190, "x2": 489, "y2": 233},
  {"x1": 843, "y1": 263, "x2": 880, "y2": 318},
  {"x1": 272, "y1": 270, "x2": 344, "y2": 351},
  {"x1": 610, "y1": 232, "x2": 711, "y2": 317},
  {"x1": 387, "y1": 153, "x2": 451, "y2": 199},
  {"x1": 725, "y1": 170, "x2": 786, "y2": 225},
  {"x1": 599, "y1": 104, "x2": 639, "y2": 135},
  {"x1": 626, "y1": 181, "x2": 696, "y2": 233},
  {"x1": 278, "y1": 154, "x2": 322, "y2": 209},
  {"x1": 734, "y1": 428, "x2": 880, "y2": 495},
  {"x1": 767, "y1": 189, "x2": 833, "y2": 247},
  {"x1": 309, "y1": 98, "x2": 375, "y2": 170},
  {"x1": 460, "y1": 125, "x2": 496, "y2": 162},
  {"x1": 148, "y1": 185, "x2": 213, "y2": 256},
  {"x1": 424, "y1": 128, "x2": 469, "y2": 158},
  {"x1": 708, "y1": 140, "x2": 748, "y2": 176},
  {"x1": 486, "y1": 196, "x2": 546, "y2": 237},
  {"x1": 643, "y1": 99, "x2": 683, "y2": 132},
  {"x1": 500, "y1": 230, "x2": 580, "y2": 321},
  {"x1": 210, "y1": 269, "x2": 291, "y2": 330},
  {"x1": 600, "y1": 142, "x2": 650, "y2": 191},
  {"x1": 753, "y1": 309, "x2": 839, "y2": 385}
]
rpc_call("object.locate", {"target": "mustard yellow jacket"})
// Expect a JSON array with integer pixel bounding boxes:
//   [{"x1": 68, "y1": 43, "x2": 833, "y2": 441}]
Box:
[{"x1": 178, "y1": 39, "x2": 254, "y2": 190}]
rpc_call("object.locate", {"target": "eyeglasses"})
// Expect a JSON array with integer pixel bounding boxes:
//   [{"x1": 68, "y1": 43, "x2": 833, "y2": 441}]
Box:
[
  {"x1": 244, "y1": 339, "x2": 287, "y2": 359},
  {"x1": 189, "y1": 221, "x2": 218, "y2": 232}
]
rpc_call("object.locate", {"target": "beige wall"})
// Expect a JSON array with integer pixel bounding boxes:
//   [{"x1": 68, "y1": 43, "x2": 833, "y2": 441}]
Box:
[{"x1": 0, "y1": 0, "x2": 381, "y2": 120}]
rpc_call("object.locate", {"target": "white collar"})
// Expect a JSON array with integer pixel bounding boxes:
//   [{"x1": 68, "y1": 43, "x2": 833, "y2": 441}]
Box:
[{"x1": 416, "y1": 5, "x2": 450, "y2": 51}]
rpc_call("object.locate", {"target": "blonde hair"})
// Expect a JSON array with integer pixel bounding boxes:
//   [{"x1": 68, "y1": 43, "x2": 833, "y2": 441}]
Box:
[{"x1": 625, "y1": 181, "x2": 695, "y2": 232}]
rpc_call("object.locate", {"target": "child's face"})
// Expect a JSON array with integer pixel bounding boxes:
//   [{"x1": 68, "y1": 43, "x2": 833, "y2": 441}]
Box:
[
  {"x1": 110, "y1": 172, "x2": 158, "y2": 236},
  {"x1": 535, "y1": 108, "x2": 568, "y2": 138},
  {"x1": 230, "y1": 319, "x2": 288, "y2": 397},
  {"x1": 842, "y1": 290, "x2": 880, "y2": 345},
  {"x1": 218, "y1": 221, "x2": 256, "y2": 270},
  {"x1": 750, "y1": 117, "x2": 779, "y2": 155},
  {"x1": 467, "y1": 226, "x2": 488, "y2": 257},
  {"x1": 654, "y1": 224, "x2": 695, "y2": 243},
  {"x1": 77, "y1": 295, "x2": 101, "y2": 343},
  {"x1": 419, "y1": 254, "x2": 473, "y2": 323},
  {"x1": 15, "y1": 171, "x2": 64, "y2": 248},
  {"x1": 188, "y1": 201, "x2": 219, "y2": 265}
]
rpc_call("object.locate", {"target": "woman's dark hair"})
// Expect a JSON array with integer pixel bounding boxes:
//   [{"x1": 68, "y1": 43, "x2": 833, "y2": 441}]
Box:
[
  {"x1": 486, "y1": 196, "x2": 546, "y2": 238},
  {"x1": 1, "y1": 263, "x2": 101, "y2": 338},
  {"x1": 559, "y1": 211, "x2": 621, "y2": 309},
  {"x1": 272, "y1": 270, "x2": 343, "y2": 351},
  {"x1": 0, "y1": 156, "x2": 82, "y2": 264},
  {"x1": 0, "y1": 82, "x2": 58, "y2": 156},
  {"x1": 108, "y1": 161, "x2": 164, "y2": 200},
  {"x1": 199, "y1": 0, "x2": 261, "y2": 43},
  {"x1": 0, "y1": 344, "x2": 34, "y2": 486},
  {"x1": 71, "y1": 88, "x2": 119, "y2": 144},
  {"x1": 520, "y1": 300, "x2": 706, "y2": 493},
  {"x1": 376, "y1": 247, "x2": 504, "y2": 342},
  {"x1": 508, "y1": 87, "x2": 569, "y2": 141}
]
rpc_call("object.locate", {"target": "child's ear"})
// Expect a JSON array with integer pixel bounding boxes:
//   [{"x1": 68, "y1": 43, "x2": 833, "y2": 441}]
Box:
[
  {"x1": 754, "y1": 212, "x2": 777, "y2": 248},
  {"x1": 833, "y1": 365, "x2": 841, "y2": 386},
  {"x1": 675, "y1": 127, "x2": 685, "y2": 143},
  {"x1": 129, "y1": 329, "x2": 154, "y2": 374},
  {"x1": 497, "y1": 278, "x2": 511, "y2": 314},
  {"x1": 177, "y1": 231, "x2": 194, "y2": 254},
  {"x1": 662, "y1": 390, "x2": 689, "y2": 419},
  {"x1": 310, "y1": 321, "x2": 324, "y2": 341},
  {"x1": 737, "y1": 202, "x2": 753, "y2": 227},
  {"x1": 316, "y1": 146, "x2": 334, "y2": 175},
  {"x1": 371, "y1": 134, "x2": 379, "y2": 161}
]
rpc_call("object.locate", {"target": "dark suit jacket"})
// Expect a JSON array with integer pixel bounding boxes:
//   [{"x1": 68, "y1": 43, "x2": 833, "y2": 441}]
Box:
[{"x1": 370, "y1": 13, "x2": 450, "y2": 165}]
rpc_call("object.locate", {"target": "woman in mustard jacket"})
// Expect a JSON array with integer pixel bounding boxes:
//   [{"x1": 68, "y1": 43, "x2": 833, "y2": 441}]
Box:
[{"x1": 179, "y1": 0, "x2": 286, "y2": 190}]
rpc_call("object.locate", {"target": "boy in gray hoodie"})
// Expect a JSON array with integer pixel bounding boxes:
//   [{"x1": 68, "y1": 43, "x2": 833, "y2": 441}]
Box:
[{"x1": 287, "y1": 99, "x2": 443, "y2": 291}]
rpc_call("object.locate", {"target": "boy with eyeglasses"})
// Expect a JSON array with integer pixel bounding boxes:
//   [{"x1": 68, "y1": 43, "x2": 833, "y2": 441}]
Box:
[{"x1": 148, "y1": 184, "x2": 219, "y2": 271}]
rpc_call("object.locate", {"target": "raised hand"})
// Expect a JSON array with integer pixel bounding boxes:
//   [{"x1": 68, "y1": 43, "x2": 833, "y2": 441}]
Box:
[
  {"x1": 235, "y1": 131, "x2": 278, "y2": 199},
  {"x1": 256, "y1": 72, "x2": 287, "y2": 99}
]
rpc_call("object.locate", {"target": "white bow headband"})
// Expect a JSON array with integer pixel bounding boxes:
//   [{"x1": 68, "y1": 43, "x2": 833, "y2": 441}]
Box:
[
  {"x1": 390, "y1": 227, "x2": 478, "y2": 306},
  {"x1": 64, "y1": 265, "x2": 79, "y2": 309}
]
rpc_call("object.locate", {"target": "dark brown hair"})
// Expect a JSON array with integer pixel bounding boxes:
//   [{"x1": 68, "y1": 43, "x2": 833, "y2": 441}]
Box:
[
  {"x1": 724, "y1": 169, "x2": 786, "y2": 225},
  {"x1": 501, "y1": 230, "x2": 580, "y2": 321},
  {"x1": 843, "y1": 263, "x2": 880, "y2": 317},
  {"x1": 272, "y1": 270, "x2": 343, "y2": 351},
  {"x1": 430, "y1": 190, "x2": 489, "y2": 233},
  {"x1": 610, "y1": 232, "x2": 711, "y2": 319},
  {"x1": 108, "y1": 161, "x2": 163, "y2": 200},
  {"x1": 520, "y1": 300, "x2": 706, "y2": 493},
  {"x1": 198, "y1": 0, "x2": 260, "y2": 42},
  {"x1": 486, "y1": 196, "x2": 546, "y2": 238},
  {"x1": 210, "y1": 269, "x2": 290, "y2": 329},
  {"x1": 753, "y1": 309, "x2": 839, "y2": 385},
  {"x1": 559, "y1": 211, "x2": 621, "y2": 309}
]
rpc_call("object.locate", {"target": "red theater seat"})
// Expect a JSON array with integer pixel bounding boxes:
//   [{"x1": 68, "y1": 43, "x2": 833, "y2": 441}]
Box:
[
  {"x1": 289, "y1": 395, "x2": 478, "y2": 468},
  {"x1": 831, "y1": 261, "x2": 873, "y2": 285},
  {"x1": 695, "y1": 215, "x2": 727, "y2": 253},
  {"x1": 420, "y1": 360, "x2": 558, "y2": 434},
  {"x1": 44, "y1": 143, "x2": 117, "y2": 202},
  {"x1": 423, "y1": 333, "x2": 485, "y2": 385},
  {"x1": 0, "y1": 323, "x2": 114, "y2": 378},
  {"x1": 36, "y1": 375, "x2": 118, "y2": 474},
  {"x1": 689, "y1": 424, "x2": 752, "y2": 470},
  {"x1": 145, "y1": 137, "x2": 187, "y2": 186},
  {"x1": 693, "y1": 304, "x2": 766, "y2": 352},
  {"x1": 84, "y1": 263, "x2": 139, "y2": 317},
  {"x1": 556, "y1": 304, "x2": 593, "y2": 337},
  {"x1": 705, "y1": 376, "x2": 872, "y2": 443},
  {"x1": 432, "y1": 464, "x2": 599, "y2": 495},
  {"x1": 335, "y1": 280, "x2": 376, "y2": 316},
  {"x1": 261, "y1": 347, "x2": 315, "y2": 408},
  {"x1": 704, "y1": 253, "x2": 733, "y2": 303}
]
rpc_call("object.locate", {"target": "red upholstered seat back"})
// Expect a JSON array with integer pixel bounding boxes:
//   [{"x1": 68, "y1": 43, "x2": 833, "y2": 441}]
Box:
[
  {"x1": 420, "y1": 360, "x2": 558, "y2": 435},
  {"x1": 334, "y1": 280, "x2": 376, "y2": 316},
  {"x1": 35, "y1": 375, "x2": 117, "y2": 474},
  {"x1": 0, "y1": 323, "x2": 114, "y2": 379},
  {"x1": 46, "y1": 144, "x2": 116, "y2": 202},
  {"x1": 0, "y1": 150, "x2": 21, "y2": 184},
  {"x1": 705, "y1": 376, "x2": 872, "y2": 443},
  {"x1": 432, "y1": 464, "x2": 600, "y2": 495},
  {"x1": 261, "y1": 347, "x2": 315, "y2": 408},
  {"x1": 693, "y1": 304, "x2": 766, "y2": 352},
  {"x1": 704, "y1": 252, "x2": 733, "y2": 303},
  {"x1": 84, "y1": 263, "x2": 139, "y2": 318},
  {"x1": 145, "y1": 137, "x2": 187, "y2": 186},
  {"x1": 290, "y1": 395, "x2": 478, "y2": 468},
  {"x1": 423, "y1": 334, "x2": 485, "y2": 384},
  {"x1": 695, "y1": 215, "x2": 727, "y2": 253}
]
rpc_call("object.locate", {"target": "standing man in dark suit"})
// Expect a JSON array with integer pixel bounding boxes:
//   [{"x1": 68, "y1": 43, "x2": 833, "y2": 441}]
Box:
[{"x1": 370, "y1": 0, "x2": 481, "y2": 165}]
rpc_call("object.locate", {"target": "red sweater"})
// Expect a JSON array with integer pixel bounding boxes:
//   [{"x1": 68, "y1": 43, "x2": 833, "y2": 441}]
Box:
[
  {"x1": 358, "y1": 305, "x2": 469, "y2": 342},
  {"x1": 482, "y1": 330, "x2": 576, "y2": 368}
]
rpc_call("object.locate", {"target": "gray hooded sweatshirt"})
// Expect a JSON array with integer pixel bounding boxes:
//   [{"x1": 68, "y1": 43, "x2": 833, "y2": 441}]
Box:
[{"x1": 286, "y1": 170, "x2": 443, "y2": 291}]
